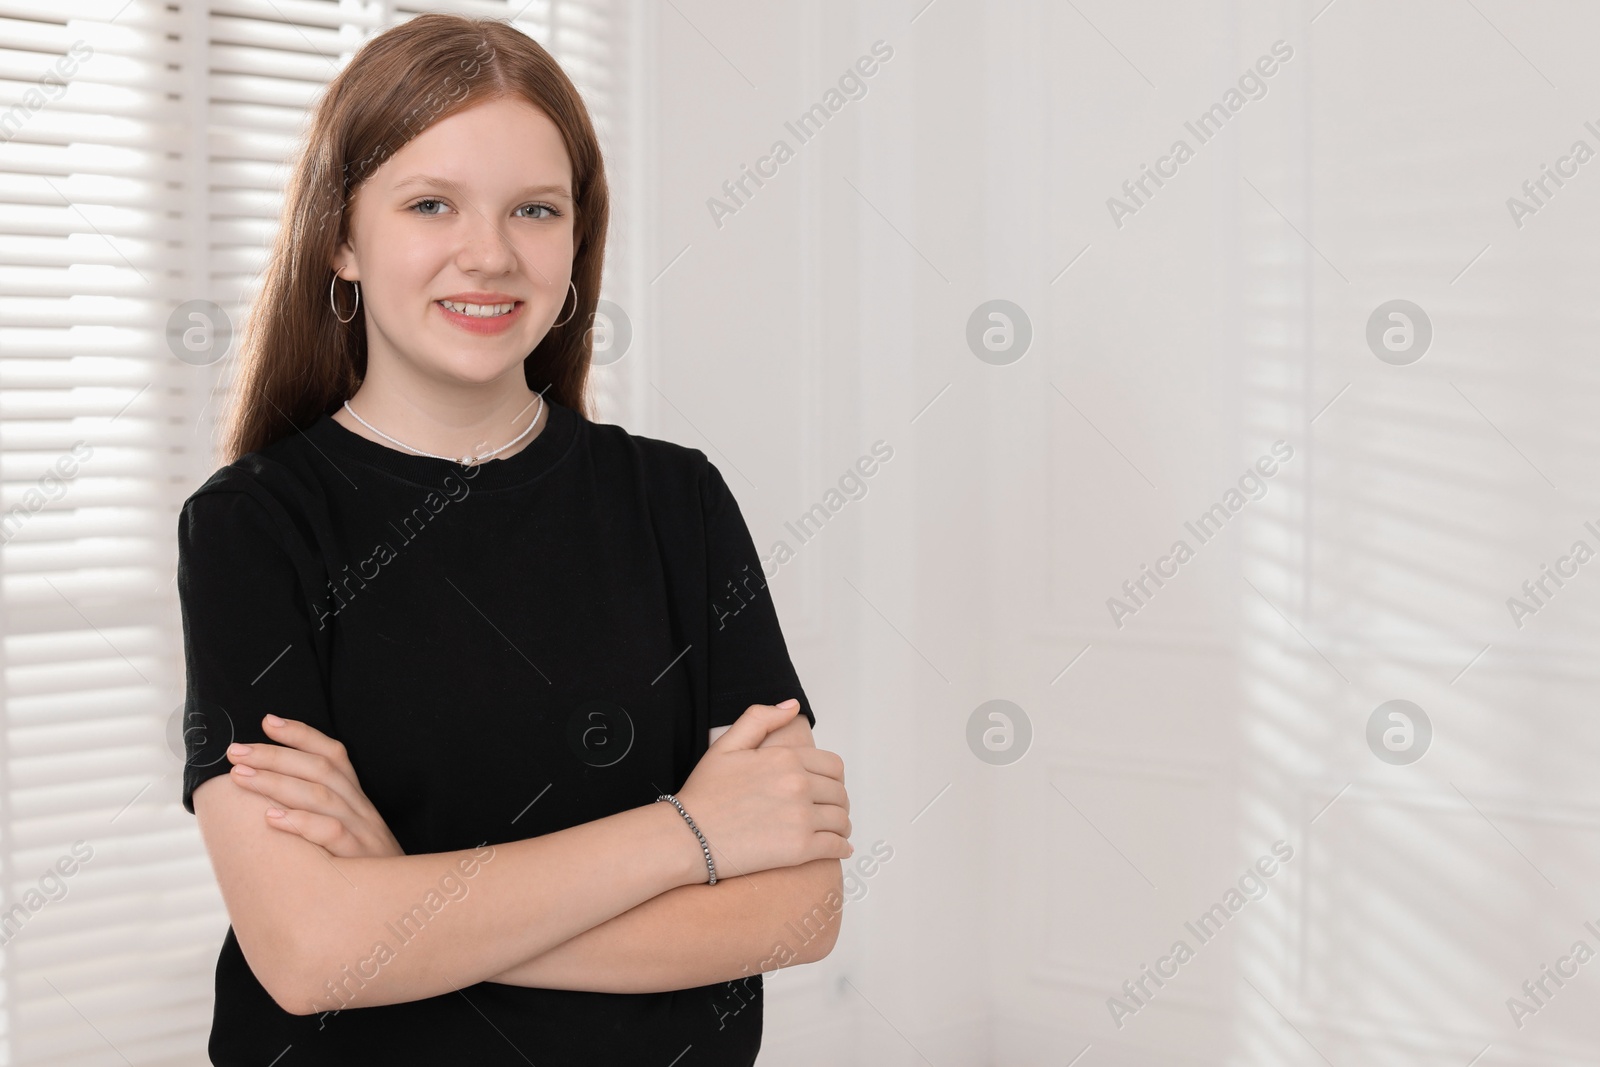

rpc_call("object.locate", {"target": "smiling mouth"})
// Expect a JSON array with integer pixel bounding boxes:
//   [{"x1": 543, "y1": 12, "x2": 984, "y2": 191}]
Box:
[{"x1": 436, "y1": 299, "x2": 522, "y2": 318}]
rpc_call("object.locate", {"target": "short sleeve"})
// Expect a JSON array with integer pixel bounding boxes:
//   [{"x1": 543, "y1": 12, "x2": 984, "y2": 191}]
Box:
[
  {"x1": 176, "y1": 488, "x2": 336, "y2": 814},
  {"x1": 701, "y1": 458, "x2": 816, "y2": 731}
]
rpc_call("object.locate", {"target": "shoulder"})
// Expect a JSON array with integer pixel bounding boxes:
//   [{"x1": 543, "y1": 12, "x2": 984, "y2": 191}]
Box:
[
  {"x1": 580, "y1": 417, "x2": 717, "y2": 499},
  {"x1": 583, "y1": 416, "x2": 707, "y2": 471},
  {"x1": 179, "y1": 449, "x2": 320, "y2": 560}
]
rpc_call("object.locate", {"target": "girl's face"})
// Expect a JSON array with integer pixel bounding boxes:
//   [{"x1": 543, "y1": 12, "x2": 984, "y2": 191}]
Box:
[{"x1": 333, "y1": 95, "x2": 577, "y2": 388}]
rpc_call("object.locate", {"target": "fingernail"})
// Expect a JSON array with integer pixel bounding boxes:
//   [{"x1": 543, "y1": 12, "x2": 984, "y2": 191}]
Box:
[
  {"x1": 231, "y1": 764, "x2": 256, "y2": 777},
  {"x1": 228, "y1": 743, "x2": 251, "y2": 756},
  {"x1": 265, "y1": 808, "x2": 284, "y2": 818},
  {"x1": 264, "y1": 714, "x2": 285, "y2": 727},
  {"x1": 778, "y1": 698, "x2": 799, "y2": 709}
]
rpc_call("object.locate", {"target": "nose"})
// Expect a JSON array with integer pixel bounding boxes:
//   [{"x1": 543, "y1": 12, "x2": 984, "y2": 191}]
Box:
[{"x1": 454, "y1": 206, "x2": 519, "y2": 276}]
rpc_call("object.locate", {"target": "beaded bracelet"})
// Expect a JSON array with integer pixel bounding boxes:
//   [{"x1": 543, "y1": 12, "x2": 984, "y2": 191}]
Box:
[{"x1": 656, "y1": 793, "x2": 718, "y2": 885}]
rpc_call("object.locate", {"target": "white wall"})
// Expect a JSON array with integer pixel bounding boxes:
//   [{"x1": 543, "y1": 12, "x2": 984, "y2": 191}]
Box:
[{"x1": 621, "y1": 1, "x2": 1600, "y2": 1063}]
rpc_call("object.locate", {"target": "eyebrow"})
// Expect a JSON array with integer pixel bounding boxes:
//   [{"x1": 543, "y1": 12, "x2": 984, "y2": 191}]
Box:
[{"x1": 391, "y1": 175, "x2": 572, "y2": 198}]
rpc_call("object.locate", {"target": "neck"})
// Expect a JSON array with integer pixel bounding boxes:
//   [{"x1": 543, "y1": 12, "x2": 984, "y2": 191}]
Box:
[{"x1": 334, "y1": 384, "x2": 548, "y2": 463}]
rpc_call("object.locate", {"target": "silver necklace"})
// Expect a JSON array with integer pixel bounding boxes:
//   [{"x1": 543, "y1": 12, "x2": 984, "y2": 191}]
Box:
[{"x1": 341, "y1": 394, "x2": 545, "y2": 467}]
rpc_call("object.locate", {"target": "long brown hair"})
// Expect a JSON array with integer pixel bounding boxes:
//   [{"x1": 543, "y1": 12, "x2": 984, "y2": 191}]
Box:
[{"x1": 218, "y1": 13, "x2": 608, "y2": 463}]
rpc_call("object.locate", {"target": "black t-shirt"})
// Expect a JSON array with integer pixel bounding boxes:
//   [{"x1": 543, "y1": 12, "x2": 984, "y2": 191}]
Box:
[{"x1": 176, "y1": 396, "x2": 815, "y2": 1066}]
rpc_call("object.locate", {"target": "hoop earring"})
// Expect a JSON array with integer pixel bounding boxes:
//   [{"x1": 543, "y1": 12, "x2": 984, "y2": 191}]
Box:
[
  {"x1": 551, "y1": 280, "x2": 578, "y2": 328},
  {"x1": 330, "y1": 271, "x2": 360, "y2": 324}
]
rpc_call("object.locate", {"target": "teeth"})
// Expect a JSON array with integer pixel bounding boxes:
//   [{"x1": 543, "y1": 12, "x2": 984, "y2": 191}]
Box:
[{"x1": 440, "y1": 300, "x2": 516, "y2": 317}]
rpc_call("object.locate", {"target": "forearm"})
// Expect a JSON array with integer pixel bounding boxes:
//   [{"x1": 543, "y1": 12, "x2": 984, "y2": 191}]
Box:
[
  {"x1": 290, "y1": 801, "x2": 705, "y2": 1014},
  {"x1": 483, "y1": 858, "x2": 845, "y2": 994}
]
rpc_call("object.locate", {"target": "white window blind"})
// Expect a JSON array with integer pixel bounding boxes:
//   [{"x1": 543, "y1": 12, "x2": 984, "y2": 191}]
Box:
[{"x1": 0, "y1": 0, "x2": 629, "y2": 1060}]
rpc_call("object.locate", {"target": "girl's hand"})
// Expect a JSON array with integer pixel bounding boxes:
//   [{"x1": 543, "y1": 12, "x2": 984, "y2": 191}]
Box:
[
  {"x1": 675, "y1": 701, "x2": 852, "y2": 880},
  {"x1": 224, "y1": 716, "x2": 404, "y2": 858}
]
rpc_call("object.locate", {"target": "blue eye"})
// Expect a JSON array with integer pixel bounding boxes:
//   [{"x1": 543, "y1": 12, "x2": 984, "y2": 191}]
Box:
[{"x1": 407, "y1": 198, "x2": 561, "y2": 219}]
